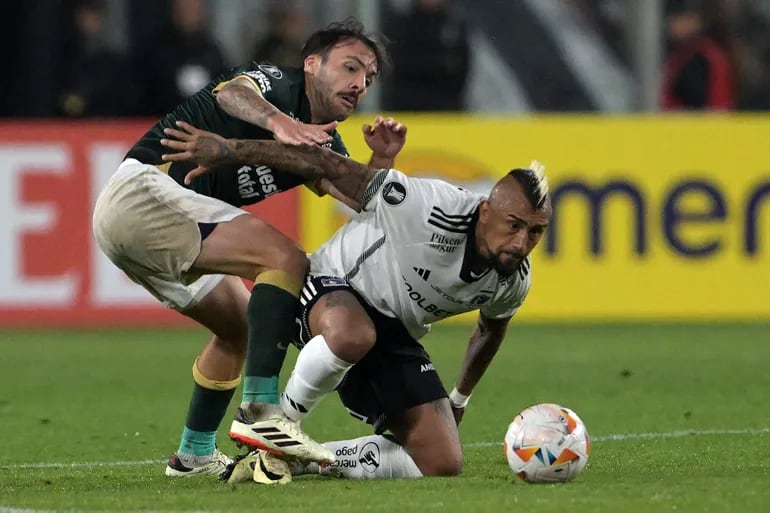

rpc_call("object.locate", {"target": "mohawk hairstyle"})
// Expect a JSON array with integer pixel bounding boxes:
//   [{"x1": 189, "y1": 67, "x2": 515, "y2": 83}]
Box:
[
  {"x1": 508, "y1": 161, "x2": 550, "y2": 209},
  {"x1": 301, "y1": 18, "x2": 391, "y2": 76}
]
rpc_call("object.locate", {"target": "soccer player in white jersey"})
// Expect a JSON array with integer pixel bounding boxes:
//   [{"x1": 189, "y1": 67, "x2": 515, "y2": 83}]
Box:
[{"x1": 160, "y1": 122, "x2": 551, "y2": 481}]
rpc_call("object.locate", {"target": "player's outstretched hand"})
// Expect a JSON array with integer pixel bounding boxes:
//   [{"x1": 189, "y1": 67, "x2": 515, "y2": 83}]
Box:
[
  {"x1": 363, "y1": 116, "x2": 407, "y2": 161},
  {"x1": 160, "y1": 121, "x2": 233, "y2": 184},
  {"x1": 271, "y1": 116, "x2": 338, "y2": 146}
]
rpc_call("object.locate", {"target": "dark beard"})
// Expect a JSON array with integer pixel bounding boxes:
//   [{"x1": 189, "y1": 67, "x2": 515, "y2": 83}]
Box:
[{"x1": 492, "y1": 252, "x2": 523, "y2": 277}]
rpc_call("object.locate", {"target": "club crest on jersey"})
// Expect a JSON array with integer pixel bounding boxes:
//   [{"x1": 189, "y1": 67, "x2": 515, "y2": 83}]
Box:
[
  {"x1": 258, "y1": 63, "x2": 283, "y2": 79},
  {"x1": 382, "y1": 182, "x2": 406, "y2": 205},
  {"x1": 470, "y1": 294, "x2": 490, "y2": 305}
]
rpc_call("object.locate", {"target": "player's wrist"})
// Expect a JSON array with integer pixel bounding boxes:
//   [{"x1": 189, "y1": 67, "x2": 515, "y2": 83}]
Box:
[
  {"x1": 449, "y1": 387, "x2": 471, "y2": 408},
  {"x1": 266, "y1": 111, "x2": 292, "y2": 132}
]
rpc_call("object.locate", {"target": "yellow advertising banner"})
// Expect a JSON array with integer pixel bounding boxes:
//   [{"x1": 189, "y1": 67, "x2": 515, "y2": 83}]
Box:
[{"x1": 300, "y1": 115, "x2": 770, "y2": 321}]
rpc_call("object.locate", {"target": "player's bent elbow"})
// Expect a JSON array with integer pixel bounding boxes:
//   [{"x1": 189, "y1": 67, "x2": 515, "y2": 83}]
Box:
[
  {"x1": 278, "y1": 247, "x2": 310, "y2": 278},
  {"x1": 215, "y1": 85, "x2": 235, "y2": 109}
]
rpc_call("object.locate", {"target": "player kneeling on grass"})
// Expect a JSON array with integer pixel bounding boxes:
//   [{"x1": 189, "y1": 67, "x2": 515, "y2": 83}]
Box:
[{"x1": 160, "y1": 122, "x2": 552, "y2": 481}]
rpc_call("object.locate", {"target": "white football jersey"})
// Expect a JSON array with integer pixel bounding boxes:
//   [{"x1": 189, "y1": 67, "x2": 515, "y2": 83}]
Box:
[{"x1": 309, "y1": 169, "x2": 531, "y2": 339}]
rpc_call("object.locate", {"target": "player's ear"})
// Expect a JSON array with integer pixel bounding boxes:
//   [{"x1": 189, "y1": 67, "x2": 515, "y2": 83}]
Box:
[
  {"x1": 304, "y1": 54, "x2": 320, "y2": 75},
  {"x1": 479, "y1": 200, "x2": 490, "y2": 225}
]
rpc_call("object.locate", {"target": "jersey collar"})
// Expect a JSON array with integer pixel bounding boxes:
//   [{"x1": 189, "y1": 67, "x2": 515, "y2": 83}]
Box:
[{"x1": 459, "y1": 206, "x2": 490, "y2": 283}]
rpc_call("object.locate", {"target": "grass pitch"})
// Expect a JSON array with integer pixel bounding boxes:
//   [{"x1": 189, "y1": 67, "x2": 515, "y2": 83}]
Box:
[{"x1": 1, "y1": 323, "x2": 768, "y2": 512}]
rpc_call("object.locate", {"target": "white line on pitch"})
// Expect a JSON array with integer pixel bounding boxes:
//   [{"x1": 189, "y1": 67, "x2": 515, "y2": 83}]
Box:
[
  {"x1": 2, "y1": 427, "x2": 768, "y2": 470},
  {"x1": 465, "y1": 426, "x2": 770, "y2": 448}
]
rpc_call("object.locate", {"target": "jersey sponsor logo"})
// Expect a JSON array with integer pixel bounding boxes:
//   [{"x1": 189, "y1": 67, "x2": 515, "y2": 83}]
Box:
[
  {"x1": 412, "y1": 267, "x2": 431, "y2": 281},
  {"x1": 420, "y1": 363, "x2": 435, "y2": 372},
  {"x1": 335, "y1": 445, "x2": 358, "y2": 456},
  {"x1": 258, "y1": 63, "x2": 283, "y2": 79},
  {"x1": 237, "y1": 165, "x2": 279, "y2": 199},
  {"x1": 428, "y1": 283, "x2": 466, "y2": 305},
  {"x1": 382, "y1": 182, "x2": 406, "y2": 205},
  {"x1": 403, "y1": 276, "x2": 450, "y2": 317},
  {"x1": 429, "y1": 232, "x2": 464, "y2": 254},
  {"x1": 243, "y1": 70, "x2": 272, "y2": 93},
  {"x1": 358, "y1": 442, "x2": 381, "y2": 473}
]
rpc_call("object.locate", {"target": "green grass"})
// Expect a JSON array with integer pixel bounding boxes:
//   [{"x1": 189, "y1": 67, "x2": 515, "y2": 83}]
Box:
[{"x1": 1, "y1": 324, "x2": 768, "y2": 512}]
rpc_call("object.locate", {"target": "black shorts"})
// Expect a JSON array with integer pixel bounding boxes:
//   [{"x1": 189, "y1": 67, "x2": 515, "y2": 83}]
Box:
[{"x1": 294, "y1": 274, "x2": 448, "y2": 434}]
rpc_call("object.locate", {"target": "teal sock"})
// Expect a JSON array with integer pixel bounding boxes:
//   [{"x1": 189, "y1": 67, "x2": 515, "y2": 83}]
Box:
[
  {"x1": 178, "y1": 427, "x2": 217, "y2": 456},
  {"x1": 178, "y1": 382, "x2": 235, "y2": 456},
  {"x1": 243, "y1": 283, "x2": 297, "y2": 404},
  {"x1": 242, "y1": 375, "x2": 280, "y2": 404}
]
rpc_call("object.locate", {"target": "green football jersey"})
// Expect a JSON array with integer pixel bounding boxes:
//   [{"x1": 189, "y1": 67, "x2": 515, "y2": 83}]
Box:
[{"x1": 126, "y1": 63, "x2": 349, "y2": 207}]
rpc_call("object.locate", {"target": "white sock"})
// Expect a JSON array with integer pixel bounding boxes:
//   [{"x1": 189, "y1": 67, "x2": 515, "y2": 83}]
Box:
[
  {"x1": 280, "y1": 335, "x2": 353, "y2": 422},
  {"x1": 294, "y1": 435, "x2": 423, "y2": 479}
]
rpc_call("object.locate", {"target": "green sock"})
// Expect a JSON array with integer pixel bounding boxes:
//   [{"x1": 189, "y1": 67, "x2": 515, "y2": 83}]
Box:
[
  {"x1": 178, "y1": 383, "x2": 235, "y2": 456},
  {"x1": 243, "y1": 283, "x2": 298, "y2": 404}
]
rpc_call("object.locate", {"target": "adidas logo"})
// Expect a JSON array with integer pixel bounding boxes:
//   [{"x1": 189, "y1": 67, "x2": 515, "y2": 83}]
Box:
[
  {"x1": 249, "y1": 427, "x2": 301, "y2": 448},
  {"x1": 413, "y1": 267, "x2": 431, "y2": 281}
]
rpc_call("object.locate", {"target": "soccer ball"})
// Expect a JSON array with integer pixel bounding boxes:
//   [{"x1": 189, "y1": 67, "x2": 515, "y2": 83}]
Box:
[{"x1": 503, "y1": 403, "x2": 590, "y2": 483}]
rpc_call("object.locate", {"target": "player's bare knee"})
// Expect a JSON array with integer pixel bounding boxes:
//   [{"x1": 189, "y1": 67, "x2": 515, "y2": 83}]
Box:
[
  {"x1": 321, "y1": 318, "x2": 376, "y2": 363},
  {"x1": 278, "y1": 246, "x2": 309, "y2": 279},
  {"x1": 238, "y1": 216, "x2": 308, "y2": 278},
  {"x1": 415, "y1": 446, "x2": 463, "y2": 477}
]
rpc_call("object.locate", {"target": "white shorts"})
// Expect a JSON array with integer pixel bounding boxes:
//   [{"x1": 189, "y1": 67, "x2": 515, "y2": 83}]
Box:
[{"x1": 92, "y1": 159, "x2": 246, "y2": 310}]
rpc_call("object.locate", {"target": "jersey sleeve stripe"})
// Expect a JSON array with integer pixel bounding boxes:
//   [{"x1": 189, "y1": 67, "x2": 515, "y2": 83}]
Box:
[
  {"x1": 345, "y1": 235, "x2": 386, "y2": 281},
  {"x1": 361, "y1": 169, "x2": 388, "y2": 209},
  {"x1": 211, "y1": 75, "x2": 264, "y2": 96}
]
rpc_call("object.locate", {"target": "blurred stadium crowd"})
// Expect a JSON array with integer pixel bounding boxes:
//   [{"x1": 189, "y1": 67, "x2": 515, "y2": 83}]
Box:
[{"x1": 0, "y1": 0, "x2": 768, "y2": 117}]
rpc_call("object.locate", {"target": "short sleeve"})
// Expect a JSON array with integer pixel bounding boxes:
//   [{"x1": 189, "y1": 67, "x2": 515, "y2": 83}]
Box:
[
  {"x1": 361, "y1": 168, "x2": 438, "y2": 213},
  {"x1": 481, "y1": 270, "x2": 531, "y2": 320},
  {"x1": 213, "y1": 63, "x2": 290, "y2": 100}
]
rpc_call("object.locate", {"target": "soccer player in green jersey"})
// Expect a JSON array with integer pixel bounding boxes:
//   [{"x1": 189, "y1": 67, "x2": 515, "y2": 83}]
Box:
[{"x1": 92, "y1": 19, "x2": 406, "y2": 477}]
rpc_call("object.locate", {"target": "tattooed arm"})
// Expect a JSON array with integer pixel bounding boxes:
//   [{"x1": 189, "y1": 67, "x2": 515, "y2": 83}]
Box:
[
  {"x1": 216, "y1": 80, "x2": 337, "y2": 146},
  {"x1": 216, "y1": 81, "x2": 284, "y2": 130},
  {"x1": 160, "y1": 121, "x2": 376, "y2": 209}
]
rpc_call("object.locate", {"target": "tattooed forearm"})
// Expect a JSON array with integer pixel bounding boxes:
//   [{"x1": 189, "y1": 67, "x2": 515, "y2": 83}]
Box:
[
  {"x1": 217, "y1": 83, "x2": 279, "y2": 129},
  {"x1": 196, "y1": 136, "x2": 238, "y2": 166},
  {"x1": 225, "y1": 139, "x2": 377, "y2": 202}
]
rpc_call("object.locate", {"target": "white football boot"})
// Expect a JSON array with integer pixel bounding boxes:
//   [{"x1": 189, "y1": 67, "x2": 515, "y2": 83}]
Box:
[
  {"x1": 229, "y1": 403, "x2": 335, "y2": 464},
  {"x1": 164, "y1": 448, "x2": 232, "y2": 478}
]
